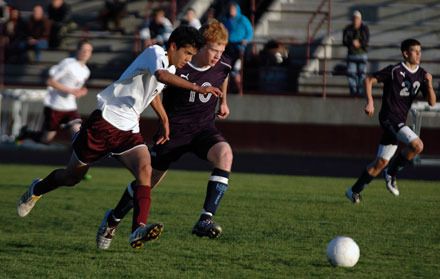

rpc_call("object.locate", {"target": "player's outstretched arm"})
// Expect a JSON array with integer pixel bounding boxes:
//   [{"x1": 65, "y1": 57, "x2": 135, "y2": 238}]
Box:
[
  {"x1": 364, "y1": 75, "x2": 377, "y2": 117},
  {"x1": 151, "y1": 95, "x2": 170, "y2": 145},
  {"x1": 217, "y1": 77, "x2": 230, "y2": 120},
  {"x1": 47, "y1": 78, "x2": 87, "y2": 97},
  {"x1": 155, "y1": 69, "x2": 222, "y2": 97},
  {"x1": 424, "y1": 72, "x2": 437, "y2": 106}
]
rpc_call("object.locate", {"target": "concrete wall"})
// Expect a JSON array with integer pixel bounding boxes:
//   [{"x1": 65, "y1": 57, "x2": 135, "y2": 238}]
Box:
[{"x1": 77, "y1": 90, "x2": 440, "y2": 128}]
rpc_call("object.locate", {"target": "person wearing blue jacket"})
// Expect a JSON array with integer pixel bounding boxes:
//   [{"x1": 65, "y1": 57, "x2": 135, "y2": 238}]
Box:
[{"x1": 222, "y1": 1, "x2": 253, "y2": 94}]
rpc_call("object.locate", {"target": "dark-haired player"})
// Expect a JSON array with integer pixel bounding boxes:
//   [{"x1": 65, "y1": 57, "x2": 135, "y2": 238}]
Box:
[
  {"x1": 346, "y1": 38, "x2": 436, "y2": 203},
  {"x1": 18, "y1": 40, "x2": 93, "y2": 144},
  {"x1": 17, "y1": 26, "x2": 222, "y2": 249},
  {"x1": 96, "y1": 20, "x2": 233, "y2": 249}
]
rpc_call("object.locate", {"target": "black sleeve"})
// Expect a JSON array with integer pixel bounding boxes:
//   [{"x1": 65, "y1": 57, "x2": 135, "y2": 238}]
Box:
[
  {"x1": 342, "y1": 26, "x2": 351, "y2": 47},
  {"x1": 372, "y1": 65, "x2": 393, "y2": 83}
]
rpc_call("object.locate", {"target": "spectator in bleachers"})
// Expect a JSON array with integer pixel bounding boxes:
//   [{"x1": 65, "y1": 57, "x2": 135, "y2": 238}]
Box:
[
  {"x1": 259, "y1": 40, "x2": 289, "y2": 66},
  {"x1": 48, "y1": 0, "x2": 75, "y2": 49},
  {"x1": 21, "y1": 4, "x2": 51, "y2": 62},
  {"x1": 181, "y1": 8, "x2": 201, "y2": 29},
  {"x1": 343, "y1": 10, "x2": 369, "y2": 96},
  {"x1": 139, "y1": 8, "x2": 173, "y2": 48},
  {"x1": 1, "y1": 6, "x2": 27, "y2": 63},
  {"x1": 99, "y1": 0, "x2": 128, "y2": 32},
  {"x1": 221, "y1": 1, "x2": 253, "y2": 94}
]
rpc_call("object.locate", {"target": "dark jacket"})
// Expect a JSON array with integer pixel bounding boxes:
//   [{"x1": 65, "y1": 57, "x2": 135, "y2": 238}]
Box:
[
  {"x1": 26, "y1": 16, "x2": 51, "y2": 40},
  {"x1": 343, "y1": 23, "x2": 369, "y2": 55}
]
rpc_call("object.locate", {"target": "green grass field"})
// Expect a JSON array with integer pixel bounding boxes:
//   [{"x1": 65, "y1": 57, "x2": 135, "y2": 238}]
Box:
[{"x1": 1, "y1": 164, "x2": 439, "y2": 278}]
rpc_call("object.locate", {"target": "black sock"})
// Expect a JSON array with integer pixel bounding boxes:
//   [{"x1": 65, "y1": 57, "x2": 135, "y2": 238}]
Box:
[
  {"x1": 388, "y1": 153, "x2": 411, "y2": 177},
  {"x1": 112, "y1": 181, "x2": 135, "y2": 221},
  {"x1": 352, "y1": 169, "x2": 374, "y2": 193},
  {"x1": 33, "y1": 170, "x2": 62, "y2": 196},
  {"x1": 202, "y1": 168, "x2": 229, "y2": 216}
]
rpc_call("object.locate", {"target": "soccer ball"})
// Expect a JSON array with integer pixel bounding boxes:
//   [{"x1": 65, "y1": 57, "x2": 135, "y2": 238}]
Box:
[{"x1": 326, "y1": 236, "x2": 360, "y2": 267}]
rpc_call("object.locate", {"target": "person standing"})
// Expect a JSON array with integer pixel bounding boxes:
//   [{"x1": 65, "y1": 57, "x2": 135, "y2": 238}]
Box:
[
  {"x1": 343, "y1": 10, "x2": 369, "y2": 96},
  {"x1": 221, "y1": 1, "x2": 253, "y2": 95}
]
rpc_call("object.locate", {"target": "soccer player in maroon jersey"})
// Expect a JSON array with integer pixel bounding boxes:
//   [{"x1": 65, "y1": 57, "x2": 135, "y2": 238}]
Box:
[
  {"x1": 346, "y1": 39, "x2": 436, "y2": 203},
  {"x1": 96, "y1": 20, "x2": 233, "y2": 249}
]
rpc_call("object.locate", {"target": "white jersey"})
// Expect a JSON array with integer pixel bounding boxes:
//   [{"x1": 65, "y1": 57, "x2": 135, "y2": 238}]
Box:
[
  {"x1": 97, "y1": 45, "x2": 176, "y2": 133},
  {"x1": 44, "y1": 57, "x2": 90, "y2": 111}
]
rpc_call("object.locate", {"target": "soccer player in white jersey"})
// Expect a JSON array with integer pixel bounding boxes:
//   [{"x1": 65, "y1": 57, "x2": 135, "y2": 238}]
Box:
[
  {"x1": 346, "y1": 39, "x2": 436, "y2": 203},
  {"x1": 16, "y1": 26, "x2": 222, "y2": 249},
  {"x1": 17, "y1": 40, "x2": 92, "y2": 144}
]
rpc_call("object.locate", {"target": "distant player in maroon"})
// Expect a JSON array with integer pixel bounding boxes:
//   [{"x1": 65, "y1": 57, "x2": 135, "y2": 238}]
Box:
[
  {"x1": 97, "y1": 20, "x2": 233, "y2": 248},
  {"x1": 346, "y1": 38, "x2": 436, "y2": 203}
]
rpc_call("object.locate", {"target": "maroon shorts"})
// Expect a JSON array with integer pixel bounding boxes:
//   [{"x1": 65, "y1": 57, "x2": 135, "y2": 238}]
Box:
[
  {"x1": 43, "y1": 107, "x2": 82, "y2": 131},
  {"x1": 72, "y1": 110, "x2": 145, "y2": 164}
]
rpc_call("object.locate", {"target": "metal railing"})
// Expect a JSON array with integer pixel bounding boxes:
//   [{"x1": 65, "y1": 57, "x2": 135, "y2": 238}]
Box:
[{"x1": 306, "y1": 0, "x2": 332, "y2": 98}]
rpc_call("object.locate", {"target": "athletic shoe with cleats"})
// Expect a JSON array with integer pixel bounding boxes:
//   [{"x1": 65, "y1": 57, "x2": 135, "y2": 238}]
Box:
[
  {"x1": 345, "y1": 187, "x2": 361, "y2": 204},
  {"x1": 192, "y1": 218, "x2": 222, "y2": 239},
  {"x1": 383, "y1": 168, "x2": 400, "y2": 196},
  {"x1": 129, "y1": 223, "x2": 164, "y2": 249},
  {"x1": 96, "y1": 210, "x2": 119, "y2": 250},
  {"x1": 17, "y1": 179, "x2": 42, "y2": 217}
]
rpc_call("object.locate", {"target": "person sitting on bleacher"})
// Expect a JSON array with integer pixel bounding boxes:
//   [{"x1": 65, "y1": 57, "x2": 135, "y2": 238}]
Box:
[
  {"x1": 21, "y1": 4, "x2": 51, "y2": 62},
  {"x1": 139, "y1": 8, "x2": 173, "y2": 49},
  {"x1": 1, "y1": 6, "x2": 27, "y2": 63},
  {"x1": 48, "y1": 0, "x2": 76, "y2": 49}
]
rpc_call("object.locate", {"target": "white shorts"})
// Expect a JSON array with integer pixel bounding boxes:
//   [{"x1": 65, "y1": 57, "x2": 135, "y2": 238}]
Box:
[{"x1": 377, "y1": 126, "x2": 419, "y2": 160}]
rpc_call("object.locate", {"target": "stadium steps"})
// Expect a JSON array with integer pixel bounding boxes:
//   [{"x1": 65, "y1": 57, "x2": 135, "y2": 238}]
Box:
[{"x1": 255, "y1": 0, "x2": 440, "y2": 95}]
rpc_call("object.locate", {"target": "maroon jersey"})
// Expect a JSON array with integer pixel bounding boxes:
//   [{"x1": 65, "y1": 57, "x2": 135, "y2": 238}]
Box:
[
  {"x1": 373, "y1": 62, "x2": 428, "y2": 125},
  {"x1": 162, "y1": 56, "x2": 231, "y2": 127}
]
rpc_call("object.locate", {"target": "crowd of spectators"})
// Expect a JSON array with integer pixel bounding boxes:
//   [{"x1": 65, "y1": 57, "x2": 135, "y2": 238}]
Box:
[{"x1": 0, "y1": 0, "x2": 75, "y2": 63}]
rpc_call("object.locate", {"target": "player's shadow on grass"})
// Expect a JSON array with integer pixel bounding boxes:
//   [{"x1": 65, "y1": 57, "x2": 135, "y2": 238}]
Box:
[{"x1": 5, "y1": 242, "x2": 35, "y2": 249}]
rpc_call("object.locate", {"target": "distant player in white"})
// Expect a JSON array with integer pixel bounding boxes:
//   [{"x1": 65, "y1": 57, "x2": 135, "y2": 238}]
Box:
[
  {"x1": 18, "y1": 40, "x2": 92, "y2": 144},
  {"x1": 17, "y1": 26, "x2": 223, "y2": 249}
]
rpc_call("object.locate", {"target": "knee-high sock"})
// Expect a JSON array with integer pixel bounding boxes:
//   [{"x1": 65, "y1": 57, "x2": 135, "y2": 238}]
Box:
[
  {"x1": 111, "y1": 181, "x2": 135, "y2": 225},
  {"x1": 202, "y1": 168, "x2": 229, "y2": 218},
  {"x1": 33, "y1": 170, "x2": 63, "y2": 196},
  {"x1": 132, "y1": 185, "x2": 151, "y2": 232},
  {"x1": 351, "y1": 169, "x2": 374, "y2": 193},
  {"x1": 387, "y1": 152, "x2": 411, "y2": 177}
]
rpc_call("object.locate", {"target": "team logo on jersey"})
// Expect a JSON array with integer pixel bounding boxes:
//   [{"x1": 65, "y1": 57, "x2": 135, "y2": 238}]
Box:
[{"x1": 180, "y1": 73, "x2": 190, "y2": 80}]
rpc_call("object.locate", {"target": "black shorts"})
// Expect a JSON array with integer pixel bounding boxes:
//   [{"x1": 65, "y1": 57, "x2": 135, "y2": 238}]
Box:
[
  {"x1": 150, "y1": 125, "x2": 226, "y2": 171},
  {"x1": 379, "y1": 119, "x2": 405, "y2": 145}
]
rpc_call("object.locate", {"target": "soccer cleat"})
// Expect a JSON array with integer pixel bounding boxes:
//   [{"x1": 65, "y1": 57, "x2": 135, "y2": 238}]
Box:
[
  {"x1": 17, "y1": 179, "x2": 42, "y2": 217},
  {"x1": 345, "y1": 187, "x2": 361, "y2": 204},
  {"x1": 96, "y1": 210, "x2": 119, "y2": 250},
  {"x1": 383, "y1": 168, "x2": 400, "y2": 196},
  {"x1": 129, "y1": 223, "x2": 164, "y2": 249},
  {"x1": 192, "y1": 218, "x2": 223, "y2": 239}
]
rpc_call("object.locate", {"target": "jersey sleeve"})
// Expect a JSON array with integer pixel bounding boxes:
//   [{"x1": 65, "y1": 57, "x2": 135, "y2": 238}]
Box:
[
  {"x1": 141, "y1": 46, "x2": 168, "y2": 75},
  {"x1": 372, "y1": 65, "x2": 393, "y2": 83},
  {"x1": 48, "y1": 58, "x2": 71, "y2": 80}
]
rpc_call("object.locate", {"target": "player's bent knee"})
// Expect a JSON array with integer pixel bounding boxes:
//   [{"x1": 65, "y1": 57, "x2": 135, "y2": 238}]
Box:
[{"x1": 412, "y1": 140, "x2": 424, "y2": 154}]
